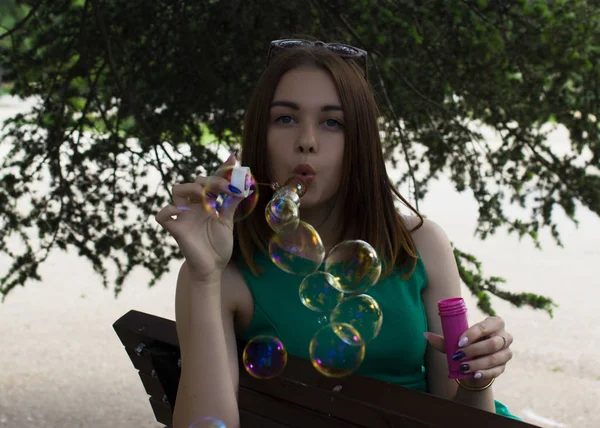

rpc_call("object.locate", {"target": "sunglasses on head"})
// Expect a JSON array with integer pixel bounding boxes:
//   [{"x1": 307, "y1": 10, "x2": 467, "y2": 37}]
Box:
[{"x1": 266, "y1": 39, "x2": 368, "y2": 80}]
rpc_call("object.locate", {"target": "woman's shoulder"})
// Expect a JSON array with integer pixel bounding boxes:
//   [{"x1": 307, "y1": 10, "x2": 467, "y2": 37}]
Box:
[
  {"x1": 403, "y1": 215, "x2": 460, "y2": 292},
  {"x1": 399, "y1": 212, "x2": 421, "y2": 230},
  {"x1": 401, "y1": 214, "x2": 451, "y2": 252},
  {"x1": 400, "y1": 213, "x2": 455, "y2": 272}
]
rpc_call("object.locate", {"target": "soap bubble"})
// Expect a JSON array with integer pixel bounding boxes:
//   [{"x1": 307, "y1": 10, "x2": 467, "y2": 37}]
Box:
[
  {"x1": 299, "y1": 272, "x2": 343, "y2": 312},
  {"x1": 189, "y1": 417, "x2": 227, "y2": 428},
  {"x1": 268, "y1": 221, "x2": 325, "y2": 276},
  {"x1": 201, "y1": 165, "x2": 258, "y2": 222},
  {"x1": 283, "y1": 176, "x2": 307, "y2": 196},
  {"x1": 273, "y1": 186, "x2": 301, "y2": 206},
  {"x1": 330, "y1": 294, "x2": 383, "y2": 343},
  {"x1": 242, "y1": 336, "x2": 287, "y2": 379},
  {"x1": 265, "y1": 196, "x2": 299, "y2": 234},
  {"x1": 325, "y1": 240, "x2": 382, "y2": 294},
  {"x1": 309, "y1": 322, "x2": 365, "y2": 378}
]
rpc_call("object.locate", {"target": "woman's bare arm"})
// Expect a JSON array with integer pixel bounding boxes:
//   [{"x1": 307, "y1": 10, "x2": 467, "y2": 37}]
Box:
[
  {"x1": 414, "y1": 218, "x2": 495, "y2": 412},
  {"x1": 172, "y1": 262, "x2": 241, "y2": 428}
]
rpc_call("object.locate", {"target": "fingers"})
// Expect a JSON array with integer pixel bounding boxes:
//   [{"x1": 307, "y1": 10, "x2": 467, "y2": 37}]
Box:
[
  {"x1": 443, "y1": 317, "x2": 513, "y2": 382},
  {"x1": 167, "y1": 152, "x2": 242, "y2": 220},
  {"x1": 468, "y1": 365, "x2": 506, "y2": 381},
  {"x1": 503, "y1": 332, "x2": 513, "y2": 349},
  {"x1": 455, "y1": 347, "x2": 513, "y2": 380},
  {"x1": 155, "y1": 204, "x2": 190, "y2": 227},
  {"x1": 204, "y1": 175, "x2": 242, "y2": 197},
  {"x1": 172, "y1": 183, "x2": 204, "y2": 206},
  {"x1": 173, "y1": 176, "x2": 236, "y2": 208},
  {"x1": 216, "y1": 152, "x2": 237, "y2": 176},
  {"x1": 451, "y1": 327, "x2": 514, "y2": 381},
  {"x1": 191, "y1": 151, "x2": 239, "y2": 192},
  {"x1": 458, "y1": 316, "x2": 505, "y2": 348},
  {"x1": 217, "y1": 194, "x2": 245, "y2": 223},
  {"x1": 198, "y1": 152, "x2": 237, "y2": 184},
  {"x1": 193, "y1": 163, "x2": 234, "y2": 185},
  {"x1": 455, "y1": 333, "x2": 511, "y2": 360}
]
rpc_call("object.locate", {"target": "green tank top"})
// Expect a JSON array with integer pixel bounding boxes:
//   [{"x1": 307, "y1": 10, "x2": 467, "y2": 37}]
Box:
[
  {"x1": 237, "y1": 251, "x2": 429, "y2": 392},
  {"x1": 237, "y1": 250, "x2": 522, "y2": 421}
]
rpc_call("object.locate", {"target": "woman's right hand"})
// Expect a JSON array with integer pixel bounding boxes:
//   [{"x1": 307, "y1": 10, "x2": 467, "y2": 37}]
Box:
[{"x1": 155, "y1": 154, "x2": 246, "y2": 283}]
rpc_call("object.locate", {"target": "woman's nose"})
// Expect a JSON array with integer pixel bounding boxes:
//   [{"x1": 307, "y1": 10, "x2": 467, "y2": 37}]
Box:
[{"x1": 295, "y1": 125, "x2": 318, "y2": 153}]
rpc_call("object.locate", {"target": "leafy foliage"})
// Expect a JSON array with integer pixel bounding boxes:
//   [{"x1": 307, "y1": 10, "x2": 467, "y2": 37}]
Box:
[{"x1": 1, "y1": 0, "x2": 598, "y2": 317}]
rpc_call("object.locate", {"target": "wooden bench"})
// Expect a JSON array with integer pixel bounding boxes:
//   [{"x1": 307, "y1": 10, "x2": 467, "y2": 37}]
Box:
[{"x1": 113, "y1": 310, "x2": 538, "y2": 427}]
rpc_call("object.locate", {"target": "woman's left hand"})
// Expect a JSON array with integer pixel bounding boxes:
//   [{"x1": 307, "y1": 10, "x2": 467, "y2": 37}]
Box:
[{"x1": 425, "y1": 316, "x2": 514, "y2": 384}]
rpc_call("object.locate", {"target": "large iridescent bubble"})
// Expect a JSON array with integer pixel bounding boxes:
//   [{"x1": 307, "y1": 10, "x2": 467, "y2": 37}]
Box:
[
  {"x1": 330, "y1": 294, "x2": 383, "y2": 343},
  {"x1": 325, "y1": 240, "x2": 382, "y2": 294},
  {"x1": 242, "y1": 335, "x2": 288, "y2": 379},
  {"x1": 299, "y1": 272, "x2": 343, "y2": 312},
  {"x1": 309, "y1": 322, "x2": 366, "y2": 378},
  {"x1": 268, "y1": 221, "x2": 325, "y2": 276}
]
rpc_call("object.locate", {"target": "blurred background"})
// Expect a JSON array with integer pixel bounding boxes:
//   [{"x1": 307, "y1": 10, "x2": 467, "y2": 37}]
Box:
[{"x1": 1, "y1": 1, "x2": 599, "y2": 427}]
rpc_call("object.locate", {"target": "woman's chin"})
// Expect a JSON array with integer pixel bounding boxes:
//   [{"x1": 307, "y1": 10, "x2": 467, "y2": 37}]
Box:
[
  {"x1": 298, "y1": 191, "x2": 336, "y2": 211},
  {"x1": 298, "y1": 196, "x2": 317, "y2": 210},
  {"x1": 298, "y1": 192, "x2": 321, "y2": 209}
]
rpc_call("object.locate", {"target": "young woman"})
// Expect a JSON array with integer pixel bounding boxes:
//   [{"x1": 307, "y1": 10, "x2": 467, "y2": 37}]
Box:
[{"x1": 156, "y1": 40, "x2": 518, "y2": 427}]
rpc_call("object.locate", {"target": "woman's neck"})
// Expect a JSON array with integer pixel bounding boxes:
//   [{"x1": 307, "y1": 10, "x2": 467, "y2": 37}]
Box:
[{"x1": 299, "y1": 198, "x2": 348, "y2": 253}]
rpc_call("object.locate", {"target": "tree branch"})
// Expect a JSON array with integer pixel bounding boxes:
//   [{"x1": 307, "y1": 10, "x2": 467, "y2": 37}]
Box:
[
  {"x1": 0, "y1": 0, "x2": 44, "y2": 41},
  {"x1": 91, "y1": 0, "x2": 173, "y2": 198}
]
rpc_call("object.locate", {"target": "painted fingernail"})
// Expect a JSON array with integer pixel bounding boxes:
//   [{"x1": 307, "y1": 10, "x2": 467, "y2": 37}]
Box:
[
  {"x1": 473, "y1": 372, "x2": 483, "y2": 379},
  {"x1": 206, "y1": 191, "x2": 219, "y2": 199},
  {"x1": 176, "y1": 206, "x2": 191, "y2": 211},
  {"x1": 228, "y1": 184, "x2": 242, "y2": 194},
  {"x1": 459, "y1": 364, "x2": 470, "y2": 373},
  {"x1": 452, "y1": 351, "x2": 466, "y2": 361},
  {"x1": 226, "y1": 150, "x2": 237, "y2": 162},
  {"x1": 458, "y1": 337, "x2": 469, "y2": 347}
]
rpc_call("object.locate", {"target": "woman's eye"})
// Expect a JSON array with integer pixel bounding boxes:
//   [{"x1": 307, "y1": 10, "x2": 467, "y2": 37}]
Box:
[
  {"x1": 275, "y1": 115, "x2": 294, "y2": 124},
  {"x1": 325, "y1": 118, "x2": 343, "y2": 128}
]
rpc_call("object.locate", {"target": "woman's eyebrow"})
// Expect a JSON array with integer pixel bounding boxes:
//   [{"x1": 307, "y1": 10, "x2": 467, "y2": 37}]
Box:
[{"x1": 270, "y1": 100, "x2": 343, "y2": 112}]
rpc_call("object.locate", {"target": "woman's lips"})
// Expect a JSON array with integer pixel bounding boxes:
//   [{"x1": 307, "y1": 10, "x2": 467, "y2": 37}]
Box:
[
  {"x1": 292, "y1": 164, "x2": 316, "y2": 184},
  {"x1": 294, "y1": 173, "x2": 315, "y2": 183}
]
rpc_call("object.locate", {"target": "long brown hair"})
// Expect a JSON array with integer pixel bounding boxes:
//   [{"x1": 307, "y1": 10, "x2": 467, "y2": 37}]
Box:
[{"x1": 233, "y1": 45, "x2": 423, "y2": 278}]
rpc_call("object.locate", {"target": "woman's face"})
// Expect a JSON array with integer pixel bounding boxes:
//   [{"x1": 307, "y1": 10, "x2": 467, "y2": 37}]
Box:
[{"x1": 267, "y1": 66, "x2": 345, "y2": 208}]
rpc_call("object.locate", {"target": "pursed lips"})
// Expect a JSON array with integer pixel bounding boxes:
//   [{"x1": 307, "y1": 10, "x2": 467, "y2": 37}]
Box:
[{"x1": 292, "y1": 164, "x2": 316, "y2": 183}]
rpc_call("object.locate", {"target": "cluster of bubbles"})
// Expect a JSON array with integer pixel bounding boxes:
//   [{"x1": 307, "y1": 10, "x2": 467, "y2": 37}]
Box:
[{"x1": 241, "y1": 176, "x2": 384, "y2": 380}]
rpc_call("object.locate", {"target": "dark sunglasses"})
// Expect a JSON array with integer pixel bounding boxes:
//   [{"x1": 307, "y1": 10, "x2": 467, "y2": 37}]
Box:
[{"x1": 266, "y1": 39, "x2": 368, "y2": 80}]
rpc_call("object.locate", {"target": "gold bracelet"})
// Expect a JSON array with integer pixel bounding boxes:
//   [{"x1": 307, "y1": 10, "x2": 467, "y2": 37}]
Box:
[{"x1": 455, "y1": 377, "x2": 495, "y2": 391}]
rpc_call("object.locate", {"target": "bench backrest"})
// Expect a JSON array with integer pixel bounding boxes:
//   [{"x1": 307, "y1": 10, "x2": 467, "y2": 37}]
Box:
[{"x1": 113, "y1": 310, "x2": 535, "y2": 428}]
